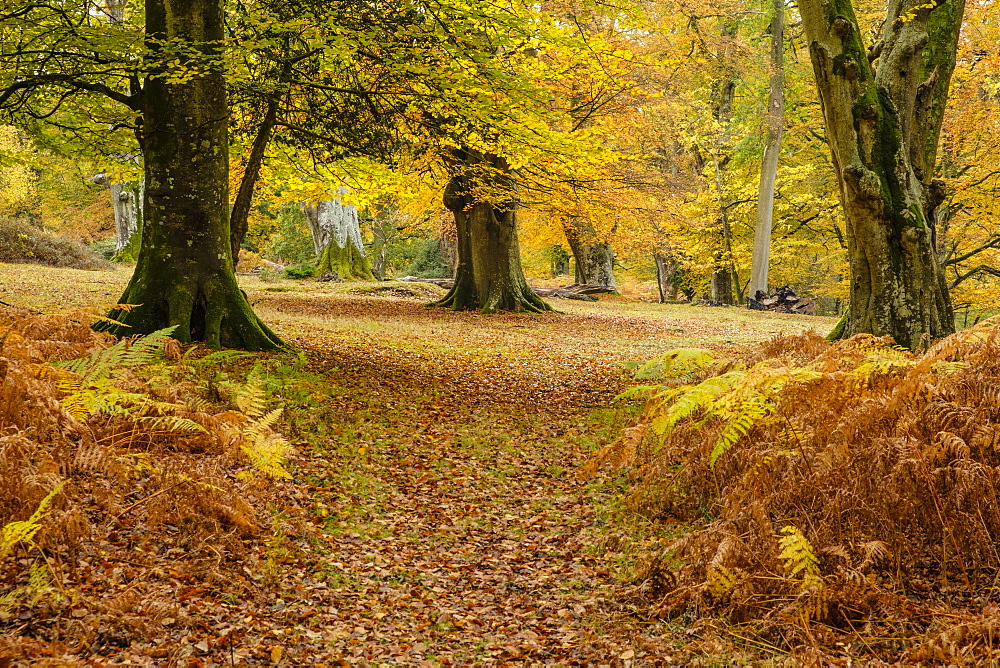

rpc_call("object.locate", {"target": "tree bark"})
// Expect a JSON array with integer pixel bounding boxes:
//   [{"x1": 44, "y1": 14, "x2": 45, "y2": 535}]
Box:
[
  {"x1": 92, "y1": 174, "x2": 142, "y2": 258},
  {"x1": 749, "y1": 0, "x2": 785, "y2": 300},
  {"x1": 562, "y1": 217, "x2": 617, "y2": 290},
  {"x1": 798, "y1": 0, "x2": 959, "y2": 348},
  {"x1": 709, "y1": 20, "x2": 740, "y2": 305},
  {"x1": 655, "y1": 252, "x2": 679, "y2": 302},
  {"x1": 229, "y1": 94, "x2": 279, "y2": 267},
  {"x1": 303, "y1": 198, "x2": 374, "y2": 280},
  {"x1": 434, "y1": 149, "x2": 552, "y2": 314},
  {"x1": 96, "y1": 0, "x2": 283, "y2": 350}
]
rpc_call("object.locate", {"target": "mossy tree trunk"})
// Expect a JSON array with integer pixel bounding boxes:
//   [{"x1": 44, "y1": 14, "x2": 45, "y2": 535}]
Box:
[
  {"x1": 303, "y1": 199, "x2": 374, "y2": 280},
  {"x1": 95, "y1": 0, "x2": 283, "y2": 350},
  {"x1": 434, "y1": 149, "x2": 551, "y2": 314},
  {"x1": 799, "y1": 0, "x2": 960, "y2": 348}
]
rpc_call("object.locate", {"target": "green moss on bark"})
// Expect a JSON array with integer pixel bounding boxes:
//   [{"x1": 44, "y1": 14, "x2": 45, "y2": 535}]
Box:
[{"x1": 315, "y1": 238, "x2": 374, "y2": 280}]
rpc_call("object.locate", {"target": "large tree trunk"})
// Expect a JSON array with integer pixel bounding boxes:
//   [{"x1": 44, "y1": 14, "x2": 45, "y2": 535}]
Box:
[
  {"x1": 798, "y1": 0, "x2": 959, "y2": 348},
  {"x1": 434, "y1": 149, "x2": 551, "y2": 314},
  {"x1": 749, "y1": 0, "x2": 785, "y2": 300},
  {"x1": 96, "y1": 0, "x2": 282, "y2": 350},
  {"x1": 562, "y1": 218, "x2": 617, "y2": 290},
  {"x1": 303, "y1": 198, "x2": 374, "y2": 280}
]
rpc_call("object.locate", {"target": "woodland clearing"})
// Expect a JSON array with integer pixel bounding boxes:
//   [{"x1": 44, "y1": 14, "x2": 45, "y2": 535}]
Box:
[{"x1": 0, "y1": 264, "x2": 840, "y2": 665}]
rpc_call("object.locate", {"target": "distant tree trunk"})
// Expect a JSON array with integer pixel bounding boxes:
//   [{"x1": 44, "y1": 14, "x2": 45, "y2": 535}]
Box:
[
  {"x1": 93, "y1": 0, "x2": 143, "y2": 262},
  {"x1": 371, "y1": 214, "x2": 390, "y2": 280},
  {"x1": 551, "y1": 246, "x2": 570, "y2": 277},
  {"x1": 709, "y1": 22, "x2": 739, "y2": 305},
  {"x1": 230, "y1": 94, "x2": 279, "y2": 268},
  {"x1": 562, "y1": 218, "x2": 617, "y2": 289},
  {"x1": 303, "y1": 198, "x2": 374, "y2": 280},
  {"x1": 655, "y1": 252, "x2": 679, "y2": 302},
  {"x1": 798, "y1": 0, "x2": 959, "y2": 348},
  {"x1": 749, "y1": 0, "x2": 785, "y2": 300},
  {"x1": 92, "y1": 175, "x2": 142, "y2": 258},
  {"x1": 434, "y1": 148, "x2": 551, "y2": 313},
  {"x1": 97, "y1": 0, "x2": 282, "y2": 350},
  {"x1": 439, "y1": 214, "x2": 459, "y2": 277}
]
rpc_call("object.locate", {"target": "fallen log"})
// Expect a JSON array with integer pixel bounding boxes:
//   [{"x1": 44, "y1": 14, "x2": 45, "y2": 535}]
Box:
[
  {"x1": 399, "y1": 276, "x2": 454, "y2": 288},
  {"x1": 533, "y1": 288, "x2": 598, "y2": 301},
  {"x1": 748, "y1": 286, "x2": 818, "y2": 315},
  {"x1": 559, "y1": 283, "x2": 616, "y2": 295}
]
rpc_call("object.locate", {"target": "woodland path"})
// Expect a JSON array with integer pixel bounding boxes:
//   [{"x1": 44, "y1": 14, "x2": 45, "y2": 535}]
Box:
[{"x1": 232, "y1": 285, "x2": 829, "y2": 664}]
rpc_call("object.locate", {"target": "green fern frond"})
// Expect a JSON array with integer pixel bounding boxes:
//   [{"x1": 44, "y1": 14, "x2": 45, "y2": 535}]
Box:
[
  {"x1": 850, "y1": 342, "x2": 915, "y2": 381},
  {"x1": 195, "y1": 350, "x2": 256, "y2": 367},
  {"x1": 649, "y1": 371, "x2": 743, "y2": 436},
  {"x1": 136, "y1": 415, "x2": 208, "y2": 433},
  {"x1": 778, "y1": 525, "x2": 820, "y2": 578},
  {"x1": 0, "y1": 481, "x2": 66, "y2": 559},
  {"x1": 53, "y1": 326, "x2": 177, "y2": 380},
  {"x1": 235, "y1": 367, "x2": 267, "y2": 418},
  {"x1": 239, "y1": 433, "x2": 292, "y2": 479},
  {"x1": 630, "y1": 348, "x2": 717, "y2": 381}
]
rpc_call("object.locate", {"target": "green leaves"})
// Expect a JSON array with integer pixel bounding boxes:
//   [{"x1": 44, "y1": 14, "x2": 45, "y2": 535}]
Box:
[{"x1": 636, "y1": 348, "x2": 822, "y2": 467}]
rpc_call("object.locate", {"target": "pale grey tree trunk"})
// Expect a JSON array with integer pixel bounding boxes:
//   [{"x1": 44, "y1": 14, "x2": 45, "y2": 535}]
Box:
[
  {"x1": 749, "y1": 0, "x2": 785, "y2": 300},
  {"x1": 303, "y1": 198, "x2": 365, "y2": 257},
  {"x1": 91, "y1": 174, "x2": 141, "y2": 251},
  {"x1": 93, "y1": 0, "x2": 143, "y2": 256},
  {"x1": 303, "y1": 194, "x2": 374, "y2": 279}
]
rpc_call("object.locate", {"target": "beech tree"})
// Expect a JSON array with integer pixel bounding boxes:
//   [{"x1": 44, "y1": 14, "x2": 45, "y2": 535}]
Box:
[
  {"x1": 93, "y1": 0, "x2": 282, "y2": 349},
  {"x1": 1, "y1": 0, "x2": 282, "y2": 349},
  {"x1": 748, "y1": 0, "x2": 785, "y2": 300},
  {"x1": 798, "y1": 0, "x2": 961, "y2": 347},
  {"x1": 436, "y1": 149, "x2": 551, "y2": 313}
]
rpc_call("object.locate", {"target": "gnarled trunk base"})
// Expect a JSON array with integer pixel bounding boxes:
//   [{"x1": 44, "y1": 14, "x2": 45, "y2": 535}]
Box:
[
  {"x1": 97, "y1": 261, "x2": 283, "y2": 350},
  {"x1": 434, "y1": 168, "x2": 551, "y2": 314}
]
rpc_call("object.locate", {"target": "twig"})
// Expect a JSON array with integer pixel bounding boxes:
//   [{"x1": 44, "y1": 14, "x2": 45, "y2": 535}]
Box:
[{"x1": 113, "y1": 480, "x2": 190, "y2": 521}]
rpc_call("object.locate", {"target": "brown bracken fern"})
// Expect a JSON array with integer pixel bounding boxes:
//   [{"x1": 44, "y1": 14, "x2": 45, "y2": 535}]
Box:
[
  {"x1": 0, "y1": 305, "x2": 296, "y2": 658},
  {"x1": 587, "y1": 321, "x2": 1000, "y2": 661}
]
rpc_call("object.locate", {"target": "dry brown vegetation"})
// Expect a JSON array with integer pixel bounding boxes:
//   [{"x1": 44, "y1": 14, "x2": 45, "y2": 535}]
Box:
[
  {"x1": 589, "y1": 322, "x2": 1000, "y2": 663},
  {"x1": 0, "y1": 305, "x2": 304, "y2": 663}
]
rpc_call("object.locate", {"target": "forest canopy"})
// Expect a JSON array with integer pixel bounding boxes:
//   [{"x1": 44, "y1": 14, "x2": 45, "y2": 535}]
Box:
[{"x1": 0, "y1": 0, "x2": 997, "y2": 343}]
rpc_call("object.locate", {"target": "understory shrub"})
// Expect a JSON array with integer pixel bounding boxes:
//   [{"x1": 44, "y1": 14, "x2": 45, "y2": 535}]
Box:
[
  {"x1": 588, "y1": 322, "x2": 1000, "y2": 661},
  {"x1": 405, "y1": 238, "x2": 450, "y2": 278},
  {"x1": 282, "y1": 260, "x2": 317, "y2": 279},
  {"x1": 0, "y1": 217, "x2": 109, "y2": 270}
]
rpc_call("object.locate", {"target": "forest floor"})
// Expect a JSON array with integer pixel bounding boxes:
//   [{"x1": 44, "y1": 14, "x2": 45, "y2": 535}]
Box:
[{"x1": 0, "y1": 265, "x2": 834, "y2": 665}]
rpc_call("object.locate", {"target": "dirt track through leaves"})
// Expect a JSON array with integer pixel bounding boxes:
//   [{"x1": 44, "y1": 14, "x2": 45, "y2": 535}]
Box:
[
  {"x1": 272, "y1": 305, "x2": 651, "y2": 663},
  {"x1": 235, "y1": 292, "x2": 826, "y2": 663}
]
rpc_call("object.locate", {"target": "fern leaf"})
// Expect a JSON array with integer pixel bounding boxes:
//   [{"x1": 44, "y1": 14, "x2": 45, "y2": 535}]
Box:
[
  {"x1": 0, "y1": 481, "x2": 65, "y2": 558},
  {"x1": 136, "y1": 415, "x2": 208, "y2": 433},
  {"x1": 778, "y1": 526, "x2": 820, "y2": 578}
]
